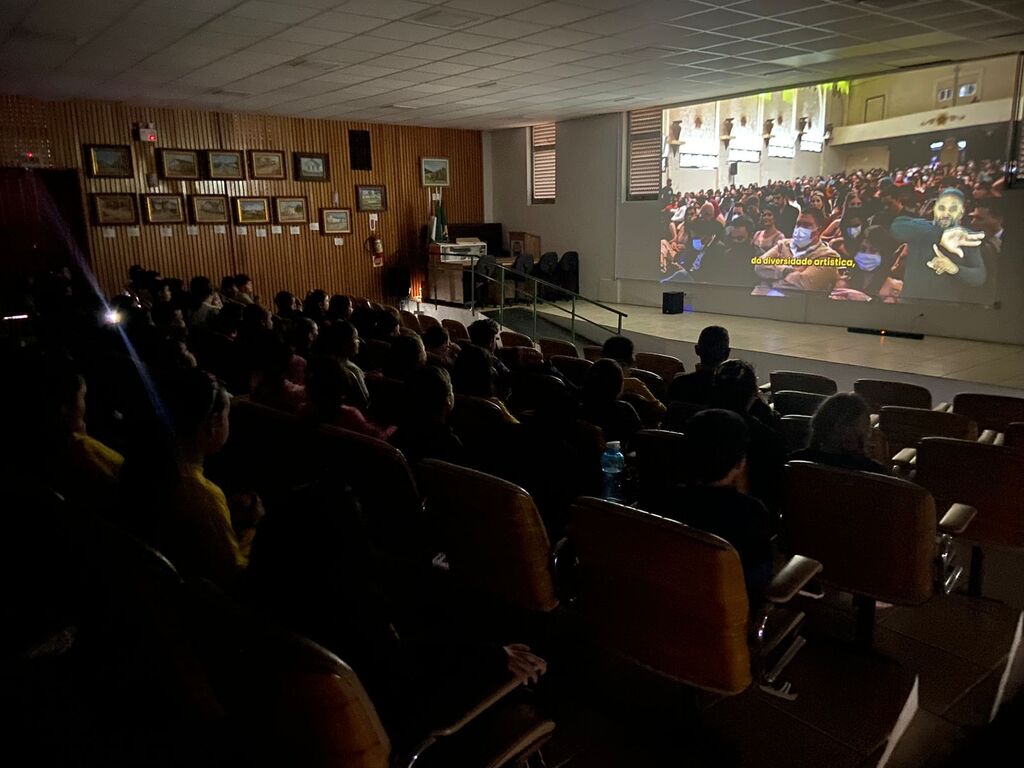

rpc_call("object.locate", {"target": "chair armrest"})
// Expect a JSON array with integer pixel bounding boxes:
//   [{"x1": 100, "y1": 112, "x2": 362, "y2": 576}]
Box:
[
  {"x1": 892, "y1": 447, "x2": 917, "y2": 467},
  {"x1": 429, "y1": 675, "x2": 523, "y2": 738},
  {"x1": 870, "y1": 413, "x2": 880, "y2": 427},
  {"x1": 933, "y1": 402, "x2": 951, "y2": 412},
  {"x1": 938, "y1": 503, "x2": 977, "y2": 535},
  {"x1": 978, "y1": 430, "x2": 1001, "y2": 445},
  {"x1": 994, "y1": 432, "x2": 1005, "y2": 447},
  {"x1": 765, "y1": 555, "x2": 823, "y2": 604},
  {"x1": 759, "y1": 382, "x2": 772, "y2": 393}
]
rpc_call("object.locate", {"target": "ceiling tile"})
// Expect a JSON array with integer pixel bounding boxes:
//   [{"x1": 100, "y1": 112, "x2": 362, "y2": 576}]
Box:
[
  {"x1": 202, "y1": 15, "x2": 288, "y2": 37},
  {"x1": 312, "y1": 12, "x2": 388, "y2": 33},
  {"x1": 480, "y1": 40, "x2": 551, "y2": 57},
  {"x1": 468, "y1": 18, "x2": 548, "y2": 39},
  {"x1": 370, "y1": 20, "x2": 450, "y2": 42},
  {"x1": 327, "y1": 35, "x2": 410, "y2": 53},
  {"x1": 273, "y1": 26, "x2": 353, "y2": 45},
  {"x1": 509, "y1": 1, "x2": 606, "y2": 25},
  {"x1": 426, "y1": 32, "x2": 507, "y2": 50},
  {"x1": 728, "y1": 0, "x2": 821, "y2": 17},
  {"x1": 671, "y1": 8, "x2": 758, "y2": 29},
  {"x1": 569, "y1": 36, "x2": 639, "y2": 52},
  {"x1": 390, "y1": 43, "x2": 465, "y2": 60},
  {"x1": 230, "y1": 1, "x2": 323, "y2": 24},
  {"x1": 491, "y1": 57, "x2": 554, "y2": 72},
  {"x1": 331, "y1": 0, "x2": 431, "y2": 20},
  {"x1": 444, "y1": 50, "x2": 514, "y2": 66}
]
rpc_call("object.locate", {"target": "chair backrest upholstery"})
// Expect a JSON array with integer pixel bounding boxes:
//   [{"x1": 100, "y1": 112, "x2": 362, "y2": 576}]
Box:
[
  {"x1": 365, "y1": 376, "x2": 406, "y2": 426},
  {"x1": 417, "y1": 314, "x2": 441, "y2": 333},
  {"x1": 634, "y1": 352, "x2": 685, "y2": 384},
  {"x1": 556, "y1": 251, "x2": 579, "y2": 293},
  {"x1": 779, "y1": 414, "x2": 812, "y2": 453},
  {"x1": 398, "y1": 309, "x2": 421, "y2": 334},
  {"x1": 783, "y1": 461, "x2": 935, "y2": 604},
  {"x1": 538, "y1": 337, "x2": 578, "y2": 360},
  {"x1": 915, "y1": 437, "x2": 1024, "y2": 549},
  {"x1": 854, "y1": 379, "x2": 931, "y2": 412},
  {"x1": 567, "y1": 497, "x2": 751, "y2": 694},
  {"x1": 441, "y1": 318, "x2": 470, "y2": 341},
  {"x1": 877, "y1": 406, "x2": 977, "y2": 456},
  {"x1": 550, "y1": 355, "x2": 592, "y2": 388},
  {"x1": 227, "y1": 397, "x2": 315, "y2": 499},
  {"x1": 419, "y1": 460, "x2": 558, "y2": 613},
  {"x1": 773, "y1": 390, "x2": 828, "y2": 417},
  {"x1": 535, "y1": 251, "x2": 558, "y2": 276},
  {"x1": 770, "y1": 371, "x2": 838, "y2": 396},
  {"x1": 357, "y1": 339, "x2": 391, "y2": 373},
  {"x1": 631, "y1": 429, "x2": 688, "y2": 509},
  {"x1": 451, "y1": 395, "x2": 511, "y2": 447},
  {"x1": 1005, "y1": 422, "x2": 1024, "y2": 449},
  {"x1": 953, "y1": 393, "x2": 1024, "y2": 433},
  {"x1": 512, "y1": 251, "x2": 534, "y2": 275},
  {"x1": 628, "y1": 368, "x2": 666, "y2": 401},
  {"x1": 507, "y1": 372, "x2": 570, "y2": 415},
  {"x1": 500, "y1": 330, "x2": 534, "y2": 349},
  {"x1": 582, "y1": 345, "x2": 603, "y2": 363}
]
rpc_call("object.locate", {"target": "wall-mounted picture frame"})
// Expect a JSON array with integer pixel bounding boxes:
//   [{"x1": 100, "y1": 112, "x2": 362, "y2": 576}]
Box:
[
  {"x1": 320, "y1": 208, "x2": 352, "y2": 234},
  {"x1": 84, "y1": 145, "x2": 133, "y2": 178},
  {"x1": 294, "y1": 152, "x2": 329, "y2": 182},
  {"x1": 420, "y1": 157, "x2": 450, "y2": 187},
  {"x1": 191, "y1": 195, "x2": 230, "y2": 224},
  {"x1": 157, "y1": 149, "x2": 201, "y2": 180},
  {"x1": 274, "y1": 196, "x2": 308, "y2": 224},
  {"x1": 249, "y1": 150, "x2": 286, "y2": 180},
  {"x1": 356, "y1": 185, "x2": 386, "y2": 212},
  {"x1": 206, "y1": 150, "x2": 245, "y2": 180},
  {"x1": 234, "y1": 196, "x2": 271, "y2": 224},
  {"x1": 91, "y1": 193, "x2": 139, "y2": 225},
  {"x1": 142, "y1": 194, "x2": 185, "y2": 224}
]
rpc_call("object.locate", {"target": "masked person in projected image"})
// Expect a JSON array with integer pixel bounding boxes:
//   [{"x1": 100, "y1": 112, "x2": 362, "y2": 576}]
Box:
[
  {"x1": 889, "y1": 188, "x2": 986, "y2": 303},
  {"x1": 830, "y1": 225, "x2": 903, "y2": 303},
  {"x1": 751, "y1": 207, "x2": 840, "y2": 296}
]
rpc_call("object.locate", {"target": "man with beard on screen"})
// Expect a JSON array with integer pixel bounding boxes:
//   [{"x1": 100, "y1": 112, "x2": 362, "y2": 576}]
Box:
[{"x1": 889, "y1": 188, "x2": 986, "y2": 302}]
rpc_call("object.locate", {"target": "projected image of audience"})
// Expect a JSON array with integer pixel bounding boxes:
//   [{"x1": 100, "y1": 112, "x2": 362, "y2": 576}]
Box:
[{"x1": 646, "y1": 55, "x2": 1014, "y2": 307}]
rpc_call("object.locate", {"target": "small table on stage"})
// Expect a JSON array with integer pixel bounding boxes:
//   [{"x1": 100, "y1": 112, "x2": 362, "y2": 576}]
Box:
[{"x1": 427, "y1": 253, "x2": 516, "y2": 306}]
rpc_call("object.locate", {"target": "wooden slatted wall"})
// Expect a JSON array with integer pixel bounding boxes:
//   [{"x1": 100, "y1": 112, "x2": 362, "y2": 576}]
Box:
[{"x1": 0, "y1": 94, "x2": 484, "y2": 302}]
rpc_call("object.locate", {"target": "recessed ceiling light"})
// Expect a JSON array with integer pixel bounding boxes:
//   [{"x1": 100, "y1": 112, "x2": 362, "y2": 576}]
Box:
[
  {"x1": 391, "y1": 104, "x2": 420, "y2": 109},
  {"x1": 407, "y1": 8, "x2": 482, "y2": 30}
]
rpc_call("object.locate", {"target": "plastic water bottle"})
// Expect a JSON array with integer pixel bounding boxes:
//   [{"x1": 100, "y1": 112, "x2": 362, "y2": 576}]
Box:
[{"x1": 601, "y1": 441, "x2": 626, "y2": 502}]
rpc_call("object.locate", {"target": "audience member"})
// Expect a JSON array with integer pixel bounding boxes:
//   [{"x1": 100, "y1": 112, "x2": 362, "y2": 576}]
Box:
[
  {"x1": 667, "y1": 325, "x2": 730, "y2": 405},
  {"x1": 451, "y1": 344, "x2": 518, "y2": 424},
  {"x1": 791, "y1": 393, "x2": 886, "y2": 473},
  {"x1": 600, "y1": 335, "x2": 667, "y2": 422},
  {"x1": 303, "y1": 356, "x2": 395, "y2": 440},
  {"x1": 391, "y1": 366, "x2": 465, "y2": 466},
  {"x1": 422, "y1": 325, "x2": 458, "y2": 367},
  {"x1": 383, "y1": 333, "x2": 427, "y2": 382},
  {"x1": 579, "y1": 359, "x2": 643, "y2": 446}
]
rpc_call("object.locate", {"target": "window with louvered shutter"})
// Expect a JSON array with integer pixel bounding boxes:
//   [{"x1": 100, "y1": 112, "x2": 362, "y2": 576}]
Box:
[
  {"x1": 627, "y1": 108, "x2": 663, "y2": 201},
  {"x1": 530, "y1": 123, "x2": 556, "y2": 204}
]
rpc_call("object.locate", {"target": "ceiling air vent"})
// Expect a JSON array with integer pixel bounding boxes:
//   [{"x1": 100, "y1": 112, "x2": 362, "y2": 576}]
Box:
[{"x1": 407, "y1": 8, "x2": 482, "y2": 30}]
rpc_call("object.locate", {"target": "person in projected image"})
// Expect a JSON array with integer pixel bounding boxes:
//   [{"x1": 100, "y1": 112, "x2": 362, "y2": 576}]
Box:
[
  {"x1": 830, "y1": 225, "x2": 904, "y2": 303},
  {"x1": 751, "y1": 207, "x2": 841, "y2": 296},
  {"x1": 752, "y1": 210, "x2": 784, "y2": 254},
  {"x1": 889, "y1": 187, "x2": 986, "y2": 303}
]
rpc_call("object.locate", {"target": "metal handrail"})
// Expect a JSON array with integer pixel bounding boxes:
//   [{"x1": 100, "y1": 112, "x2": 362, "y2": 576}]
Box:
[{"x1": 466, "y1": 256, "x2": 627, "y2": 342}]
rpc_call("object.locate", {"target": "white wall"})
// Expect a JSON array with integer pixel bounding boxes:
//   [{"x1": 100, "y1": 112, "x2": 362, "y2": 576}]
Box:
[{"x1": 486, "y1": 116, "x2": 1024, "y2": 345}]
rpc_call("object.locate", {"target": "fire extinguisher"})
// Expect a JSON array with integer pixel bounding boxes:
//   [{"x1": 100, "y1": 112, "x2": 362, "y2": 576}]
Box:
[{"x1": 369, "y1": 235, "x2": 383, "y2": 255}]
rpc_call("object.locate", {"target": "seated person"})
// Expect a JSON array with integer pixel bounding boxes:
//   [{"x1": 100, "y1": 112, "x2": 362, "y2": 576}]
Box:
[
  {"x1": 383, "y1": 332, "x2": 427, "y2": 382},
  {"x1": 753, "y1": 207, "x2": 840, "y2": 294},
  {"x1": 791, "y1": 393, "x2": 886, "y2": 473},
  {"x1": 422, "y1": 325, "x2": 458, "y2": 368},
  {"x1": 600, "y1": 336, "x2": 667, "y2": 423},
  {"x1": 655, "y1": 409, "x2": 774, "y2": 605},
  {"x1": 302, "y1": 356, "x2": 395, "y2": 440},
  {"x1": 579, "y1": 359, "x2": 643, "y2": 447},
  {"x1": 450, "y1": 344, "x2": 518, "y2": 424},
  {"x1": 249, "y1": 337, "x2": 306, "y2": 414},
  {"x1": 390, "y1": 366, "x2": 466, "y2": 466},
  {"x1": 468, "y1": 318, "x2": 511, "y2": 396},
  {"x1": 667, "y1": 325, "x2": 730, "y2": 406},
  {"x1": 314, "y1": 320, "x2": 369, "y2": 410}
]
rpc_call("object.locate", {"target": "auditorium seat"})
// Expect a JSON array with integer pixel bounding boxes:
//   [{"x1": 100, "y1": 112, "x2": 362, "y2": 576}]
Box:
[
  {"x1": 779, "y1": 414, "x2": 812, "y2": 453},
  {"x1": 634, "y1": 352, "x2": 684, "y2": 384},
  {"x1": 783, "y1": 461, "x2": 975, "y2": 647},
  {"x1": 537, "y1": 337, "x2": 577, "y2": 360},
  {"x1": 877, "y1": 406, "x2": 978, "y2": 470},
  {"x1": 442, "y1": 319, "x2": 470, "y2": 342},
  {"x1": 418, "y1": 460, "x2": 559, "y2": 616},
  {"x1": 417, "y1": 314, "x2": 441, "y2": 333},
  {"x1": 550, "y1": 356, "x2": 591, "y2": 388},
  {"x1": 773, "y1": 390, "x2": 827, "y2": 417},
  {"x1": 630, "y1": 429, "x2": 688, "y2": 511},
  {"x1": 358, "y1": 339, "x2": 392, "y2": 374},
  {"x1": 365, "y1": 376, "x2": 406, "y2": 427},
  {"x1": 627, "y1": 368, "x2": 666, "y2": 402},
  {"x1": 566, "y1": 497, "x2": 819, "y2": 696},
  {"x1": 952, "y1": 393, "x2": 1024, "y2": 434},
  {"x1": 399, "y1": 309, "x2": 422, "y2": 334},
  {"x1": 854, "y1": 379, "x2": 932, "y2": 412},
  {"x1": 450, "y1": 394, "x2": 516, "y2": 465},
  {"x1": 499, "y1": 330, "x2": 534, "y2": 349},
  {"x1": 506, "y1": 372, "x2": 570, "y2": 416},
  {"x1": 582, "y1": 345, "x2": 603, "y2": 363},
  {"x1": 770, "y1": 371, "x2": 838, "y2": 397},
  {"x1": 915, "y1": 437, "x2": 1024, "y2": 595},
  {"x1": 555, "y1": 251, "x2": 579, "y2": 295},
  {"x1": 1005, "y1": 422, "x2": 1024, "y2": 449}
]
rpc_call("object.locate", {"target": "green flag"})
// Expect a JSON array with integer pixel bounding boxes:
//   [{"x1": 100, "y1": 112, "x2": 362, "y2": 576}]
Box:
[{"x1": 431, "y1": 196, "x2": 448, "y2": 243}]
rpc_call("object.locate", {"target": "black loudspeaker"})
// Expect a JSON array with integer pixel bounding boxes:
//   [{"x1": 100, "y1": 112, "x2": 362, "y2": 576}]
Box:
[
  {"x1": 729, "y1": 161, "x2": 738, "y2": 175},
  {"x1": 348, "y1": 129, "x2": 372, "y2": 171},
  {"x1": 662, "y1": 291, "x2": 685, "y2": 314}
]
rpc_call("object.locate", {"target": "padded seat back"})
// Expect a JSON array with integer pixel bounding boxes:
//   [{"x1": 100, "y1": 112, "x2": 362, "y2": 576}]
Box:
[
  {"x1": 507, "y1": 372, "x2": 570, "y2": 415},
  {"x1": 770, "y1": 371, "x2": 837, "y2": 396},
  {"x1": 451, "y1": 395, "x2": 512, "y2": 450},
  {"x1": 634, "y1": 352, "x2": 684, "y2": 384},
  {"x1": 773, "y1": 390, "x2": 827, "y2": 417},
  {"x1": 567, "y1": 497, "x2": 751, "y2": 694},
  {"x1": 854, "y1": 379, "x2": 931, "y2": 412},
  {"x1": 556, "y1": 251, "x2": 579, "y2": 294},
  {"x1": 877, "y1": 406, "x2": 977, "y2": 456},
  {"x1": 365, "y1": 376, "x2": 406, "y2": 426},
  {"x1": 631, "y1": 429, "x2": 688, "y2": 510},
  {"x1": 357, "y1": 339, "x2": 391, "y2": 374},
  {"x1": 442, "y1": 318, "x2": 470, "y2": 341},
  {"x1": 417, "y1": 314, "x2": 441, "y2": 333},
  {"x1": 779, "y1": 414, "x2": 812, "y2": 453},
  {"x1": 582, "y1": 345, "x2": 603, "y2": 363},
  {"x1": 419, "y1": 460, "x2": 558, "y2": 613},
  {"x1": 398, "y1": 309, "x2": 421, "y2": 334},
  {"x1": 628, "y1": 368, "x2": 666, "y2": 401},
  {"x1": 500, "y1": 330, "x2": 534, "y2": 349},
  {"x1": 915, "y1": 437, "x2": 1024, "y2": 549},
  {"x1": 550, "y1": 355, "x2": 591, "y2": 388},
  {"x1": 953, "y1": 393, "x2": 1024, "y2": 433},
  {"x1": 537, "y1": 337, "x2": 578, "y2": 360},
  {"x1": 226, "y1": 397, "x2": 315, "y2": 500},
  {"x1": 783, "y1": 461, "x2": 935, "y2": 604},
  {"x1": 1005, "y1": 422, "x2": 1024, "y2": 449}
]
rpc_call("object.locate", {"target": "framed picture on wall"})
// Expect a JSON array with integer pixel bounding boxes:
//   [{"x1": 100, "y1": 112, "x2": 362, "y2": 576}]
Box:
[
  {"x1": 206, "y1": 150, "x2": 245, "y2": 180},
  {"x1": 84, "y1": 145, "x2": 133, "y2": 178},
  {"x1": 356, "y1": 185, "x2": 386, "y2": 212},
  {"x1": 142, "y1": 194, "x2": 185, "y2": 224},
  {"x1": 294, "y1": 152, "x2": 330, "y2": 181},
  {"x1": 274, "y1": 196, "x2": 308, "y2": 223},
  {"x1": 420, "y1": 157, "x2": 450, "y2": 187},
  {"x1": 321, "y1": 208, "x2": 351, "y2": 234},
  {"x1": 233, "y1": 196, "x2": 271, "y2": 224},
  {"x1": 191, "y1": 195, "x2": 229, "y2": 224},
  {"x1": 91, "y1": 193, "x2": 139, "y2": 225},
  {"x1": 249, "y1": 150, "x2": 287, "y2": 180},
  {"x1": 158, "y1": 149, "x2": 201, "y2": 180}
]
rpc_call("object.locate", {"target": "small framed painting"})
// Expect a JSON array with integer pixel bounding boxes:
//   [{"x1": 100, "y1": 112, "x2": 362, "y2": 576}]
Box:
[
  {"x1": 234, "y1": 196, "x2": 271, "y2": 224},
  {"x1": 191, "y1": 195, "x2": 230, "y2": 224},
  {"x1": 91, "y1": 193, "x2": 139, "y2": 225},
  {"x1": 356, "y1": 185, "x2": 386, "y2": 212},
  {"x1": 321, "y1": 208, "x2": 351, "y2": 234},
  {"x1": 157, "y1": 149, "x2": 201, "y2": 180},
  {"x1": 206, "y1": 150, "x2": 245, "y2": 180},
  {"x1": 84, "y1": 145, "x2": 133, "y2": 178},
  {"x1": 249, "y1": 150, "x2": 287, "y2": 180},
  {"x1": 294, "y1": 152, "x2": 329, "y2": 181},
  {"x1": 420, "y1": 157, "x2": 450, "y2": 187},
  {"x1": 142, "y1": 194, "x2": 185, "y2": 224},
  {"x1": 274, "y1": 196, "x2": 308, "y2": 224}
]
